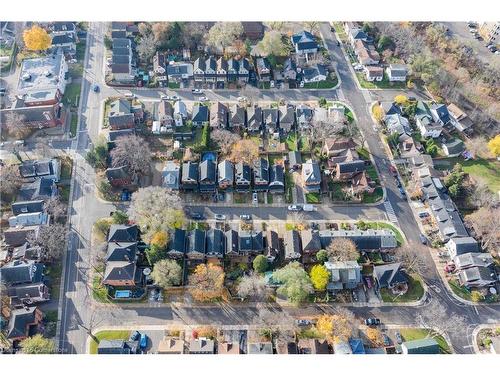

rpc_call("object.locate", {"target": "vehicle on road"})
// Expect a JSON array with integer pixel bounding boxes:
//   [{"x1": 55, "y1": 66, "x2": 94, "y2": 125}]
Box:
[
  {"x1": 336, "y1": 40, "x2": 340, "y2": 47},
  {"x1": 398, "y1": 186, "x2": 406, "y2": 197},
  {"x1": 295, "y1": 319, "x2": 313, "y2": 327},
  {"x1": 237, "y1": 96, "x2": 247, "y2": 102},
  {"x1": 438, "y1": 251, "x2": 449, "y2": 258},
  {"x1": 469, "y1": 28, "x2": 477, "y2": 33},
  {"x1": 92, "y1": 84, "x2": 99, "y2": 93},
  {"x1": 190, "y1": 212, "x2": 204, "y2": 220},
  {"x1": 270, "y1": 80, "x2": 275, "y2": 88},
  {"x1": 364, "y1": 318, "x2": 381, "y2": 326},
  {"x1": 240, "y1": 214, "x2": 251, "y2": 221},
  {"x1": 352, "y1": 290, "x2": 358, "y2": 302},
  {"x1": 419, "y1": 234, "x2": 428, "y2": 244},
  {"x1": 382, "y1": 334, "x2": 391, "y2": 346},
  {"x1": 130, "y1": 331, "x2": 140, "y2": 341},
  {"x1": 199, "y1": 96, "x2": 209, "y2": 102},
  {"x1": 389, "y1": 165, "x2": 398, "y2": 176},
  {"x1": 287, "y1": 205, "x2": 302, "y2": 212},
  {"x1": 418, "y1": 212, "x2": 430, "y2": 219},
  {"x1": 160, "y1": 93, "x2": 169, "y2": 100},
  {"x1": 354, "y1": 64, "x2": 364, "y2": 71},
  {"x1": 170, "y1": 95, "x2": 179, "y2": 101},
  {"x1": 139, "y1": 333, "x2": 148, "y2": 349},
  {"x1": 444, "y1": 263, "x2": 456, "y2": 273},
  {"x1": 302, "y1": 204, "x2": 317, "y2": 212},
  {"x1": 120, "y1": 189, "x2": 131, "y2": 201},
  {"x1": 214, "y1": 214, "x2": 226, "y2": 221},
  {"x1": 395, "y1": 331, "x2": 403, "y2": 345},
  {"x1": 395, "y1": 178, "x2": 402, "y2": 188},
  {"x1": 124, "y1": 91, "x2": 135, "y2": 98},
  {"x1": 192, "y1": 89, "x2": 203, "y2": 94},
  {"x1": 252, "y1": 192, "x2": 258, "y2": 204}
]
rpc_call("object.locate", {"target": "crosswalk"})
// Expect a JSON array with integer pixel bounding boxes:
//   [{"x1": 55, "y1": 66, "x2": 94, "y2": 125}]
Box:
[{"x1": 384, "y1": 200, "x2": 398, "y2": 224}]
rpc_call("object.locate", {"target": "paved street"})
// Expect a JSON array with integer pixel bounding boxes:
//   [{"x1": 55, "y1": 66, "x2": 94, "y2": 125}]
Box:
[{"x1": 55, "y1": 22, "x2": 500, "y2": 354}]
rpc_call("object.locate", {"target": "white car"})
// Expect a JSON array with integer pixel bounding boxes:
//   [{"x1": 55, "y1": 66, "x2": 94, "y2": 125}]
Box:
[
  {"x1": 354, "y1": 64, "x2": 364, "y2": 71},
  {"x1": 270, "y1": 80, "x2": 275, "y2": 88},
  {"x1": 287, "y1": 205, "x2": 302, "y2": 212},
  {"x1": 237, "y1": 96, "x2": 247, "y2": 102},
  {"x1": 214, "y1": 214, "x2": 226, "y2": 220},
  {"x1": 252, "y1": 192, "x2": 258, "y2": 204},
  {"x1": 160, "y1": 93, "x2": 169, "y2": 100},
  {"x1": 299, "y1": 81, "x2": 305, "y2": 88},
  {"x1": 199, "y1": 96, "x2": 209, "y2": 102},
  {"x1": 191, "y1": 89, "x2": 203, "y2": 94}
]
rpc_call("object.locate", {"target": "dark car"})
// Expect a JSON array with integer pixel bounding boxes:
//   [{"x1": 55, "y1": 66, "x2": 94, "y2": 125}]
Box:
[
  {"x1": 398, "y1": 186, "x2": 406, "y2": 197},
  {"x1": 130, "y1": 331, "x2": 140, "y2": 341},
  {"x1": 364, "y1": 318, "x2": 381, "y2": 326},
  {"x1": 395, "y1": 331, "x2": 403, "y2": 345},
  {"x1": 296, "y1": 319, "x2": 313, "y2": 327},
  {"x1": 419, "y1": 233, "x2": 428, "y2": 245},
  {"x1": 190, "y1": 212, "x2": 204, "y2": 220},
  {"x1": 418, "y1": 212, "x2": 430, "y2": 219},
  {"x1": 395, "y1": 178, "x2": 402, "y2": 188},
  {"x1": 239, "y1": 214, "x2": 251, "y2": 221},
  {"x1": 382, "y1": 334, "x2": 391, "y2": 346},
  {"x1": 93, "y1": 84, "x2": 99, "y2": 93}
]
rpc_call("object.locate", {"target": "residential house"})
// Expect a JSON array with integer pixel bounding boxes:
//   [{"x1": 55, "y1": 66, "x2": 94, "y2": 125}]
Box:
[
  {"x1": 300, "y1": 230, "x2": 322, "y2": 261},
  {"x1": 209, "y1": 102, "x2": 228, "y2": 128},
  {"x1": 108, "y1": 99, "x2": 135, "y2": 130},
  {"x1": 162, "y1": 161, "x2": 181, "y2": 191},
  {"x1": 225, "y1": 230, "x2": 239, "y2": 257},
  {"x1": 336, "y1": 160, "x2": 366, "y2": 180},
  {"x1": 2, "y1": 226, "x2": 40, "y2": 248},
  {"x1": 284, "y1": 230, "x2": 302, "y2": 261},
  {"x1": 193, "y1": 58, "x2": 206, "y2": 82},
  {"x1": 301, "y1": 159, "x2": 321, "y2": 192},
  {"x1": 174, "y1": 101, "x2": 188, "y2": 127},
  {"x1": 111, "y1": 38, "x2": 135, "y2": 83},
  {"x1": 385, "y1": 113, "x2": 411, "y2": 138},
  {"x1": 0, "y1": 259, "x2": 43, "y2": 286},
  {"x1": 401, "y1": 338, "x2": 440, "y2": 354},
  {"x1": 386, "y1": 64, "x2": 407, "y2": 82},
  {"x1": 97, "y1": 339, "x2": 139, "y2": 354},
  {"x1": 108, "y1": 224, "x2": 138, "y2": 243},
  {"x1": 349, "y1": 338, "x2": 366, "y2": 354},
  {"x1": 229, "y1": 105, "x2": 246, "y2": 130},
  {"x1": 218, "y1": 341, "x2": 241, "y2": 354},
  {"x1": 19, "y1": 159, "x2": 61, "y2": 182},
  {"x1": 8, "y1": 282, "x2": 50, "y2": 307},
  {"x1": 17, "y1": 178, "x2": 57, "y2": 201},
  {"x1": 324, "y1": 261, "x2": 362, "y2": 292},
  {"x1": 153, "y1": 52, "x2": 167, "y2": 84},
  {"x1": 181, "y1": 161, "x2": 199, "y2": 191},
  {"x1": 351, "y1": 171, "x2": 374, "y2": 197},
  {"x1": 239, "y1": 231, "x2": 264, "y2": 255},
  {"x1": 204, "y1": 57, "x2": 217, "y2": 83},
  {"x1": 415, "y1": 101, "x2": 442, "y2": 138},
  {"x1": 205, "y1": 229, "x2": 225, "y2": 258},
  {"x1": 166, "y1": 62, "x2": 193, "y2": 83},
  {"x1": 6, "y1": 306, "x2": 43, "y2": 341},
  {"x1": 186, "y1": 229, "x2": 206, "y2": 260},
  {"x1": 167, "y1": 229, "x2": 186, "y2": 258},
  {"x1": 103, "y1": 241, "x2": 140, "y2": 287},
  {"x1": 319, "y1": 229, "x2": 397, "y2": 252},
  {"x1": 0, "y1": 102, "x2": 66, "y2": 129},
  {"x1": 227, "y1": 59, "x2": 239, "y2": 82},
  {"x1": 322, "y1": 138, "x2": 357, "y2": 158},
  {"x1": 282, "y1": 58, "x2": 297, "y2": 81},
  {"x1": 447, "y1": 103, "x2": 474, "y2": 133},
  {"x1": 242, "y1": 22, "x2": 265, "y2": 40},
  {"x1": 216, "y1": 57, "x2": 228, "y2": 83},
  {"x1": 191, "y1": 104, "x2": 209, "y2": 127},
  {"x1": 302, "y1": 65, "x2": 328, "y2": 83},
  {"x1": 199, "y1": 159, "x2": 217, "y2": 193},
  {"x1": 354, "y1": 40, "x2": 380, "y2": 66},
  {"x1": 373, "y1": 262, "x2": 408, "y2": 290},
  {"x1": 276, "y1": 341, "x2": 298, "y2": 354},
  {"x1": 288, "y1": 151, "x2": 302, "y2": 170},
  {"x1": 291, "y1": 31, "x2": 318, "y2": 61},
  {"x1": 442, "y1": 139, "x2": 465, "y2": 157},
  {"x1": 430, "y1": 103, "x2": 452, "y2": 127},
  {"x1": 157, "y1": 100, "x2": 174, "y2": 132},
  {"x1": 364, "y1": 66, "x2": 384, "y2": 82},
  {"x1": 454, "y1": 252, "x2": 494, "y2": 271},
  {"x1": 11, "y1": 200, "x2": 45, "y2": 216},
  {"x1": 252, "y1": 157, "x2": 270, "y2": 191},
  {"x1": 333, "y1": 341, "x2": 353, "y2": 354},
  {"x1": 264, "y1": 107, "x2": 280, "y2": 134},
  {"x1": 247, "y1": 106, "x2": 263, "y2": 133},
  {"x1": 8, "y1": 212, "x2": 49, "y2": 227},
  {"x1": 105, "y1": 166, "x2": 133, "y2": 188},
  {"x1": 279, "y1": 105, "x2": 295, "y2": 134},
  {"x1": 218, "y1": 160, "x2": 234, "y2": 190},
  {"x1": 157, "y1": 337, "x2": 184, "y2": 354},
  {"x1": 235, "y1": 162, "x2": 251, "y2": 191},
  {"x1": 17, "y1": 50, "x2": 68, "y2": 106},
  {"x1": 51, "y1": 33, "x2": 76, "y2": 55},
  {"x1": 265, "y1": 230, "x2": 280, "y2": 263},
  {"x1": 297, "y1": 339, "x2": 330, "y2": 354},
  {"x1": 268, "y1": 164, "x2": 285, "y2": 193},
  {"x1": 296, "y1": 104, "x2": 314, "y2": 132},
  {"x1": 458, "y1": 266, "x2": 495, "y2": 288},
  {"x1": 108, "y1": 129, "x2": 135, "y2": 147},
  {"x1": 248, "y1": 342, "x2": 273, "y2": 354},
  {"x1": 256, "y1": 57, "x2": 271, "y2": 82},
  {"x1": 346, "y1": 23, "x2": 368, "y2": 45},
  {"x1": 189, "y1": 338, "x2": 215, "y2": 354}
]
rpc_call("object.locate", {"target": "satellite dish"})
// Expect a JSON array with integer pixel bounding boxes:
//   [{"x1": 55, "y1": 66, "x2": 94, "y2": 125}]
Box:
[
  {"x1": 489, "y1": 287, "x2": 497, "y2": 295},
  {"x1": 143, "y1": 268, "x2": 151, "y2": 276}
]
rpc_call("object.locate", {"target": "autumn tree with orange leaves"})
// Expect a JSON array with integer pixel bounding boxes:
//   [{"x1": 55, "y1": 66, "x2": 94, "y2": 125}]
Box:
[
  {"x1": 228, "y1": 139, "x2": 260, "y2": 165},
  {"x1": 315, "y1": 308, "x2": 355, "y2": 343},
  {"x1": 188, "y1": 264, "x2": 225, "y2": 302},
  {"x1": 23, "y1": 25, "x2": 51, "y2": 51}
]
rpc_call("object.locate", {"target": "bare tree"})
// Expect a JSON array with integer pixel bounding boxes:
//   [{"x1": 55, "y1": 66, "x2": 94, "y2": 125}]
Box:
[
  {"x1": 326, "y1": 238, "x2": 359, "y2": 262},
  {"x1": 211, "y1": 129, "x2": 241, "y2": 155},
  {"x1": 45, "y1": 196, "x2": 67, "y2": 223},
  {"x1": 465, "y1": 207, "x2": 500, "y2": 253},
  {"x1": 303, "y1": 21, "x2": 320, "y2": 34},
  {"x1": 228, "y1": 139, "x2": 260, "y2": 165},
  {"x1": 3, "y1": 111, "x2": 30, "y2": 139},
  {"x1": 181, "y1": 22, "x2": 206, "y2": 50},
  {"x1": 309, "y1": 120, "x2": 345, "y2": 142},
  {"x1": 206, "y1": 22, "x2": 244, "y2": 54},
  {"x1": 71, "y1": 308, "x2": 105, "y2": 343},
  {"x1": 137, "y1": 33, "x2": 156, "y2": 62},
  {"x1": 393, "y1": 243, "x2": 429, "y2": 275},
  {"x1": 0, "y1": 164, "x2": 23, "y2": 199},
  {"x1": 469, "y1": 182, "x2": 497, "y2": 209},
  {"x1": 253, "y1": 305, "x2": 296, "y2": 334},
  {"x1": 416, "y1": 303, "x2": 467, "y2": 338},
  {"x1": 27, "y1": 224, "x2": 67, "y2": 262},
  {"x1": 110, "y1": 135, "x2": 151, "y2": 178},
  {"x1": 236, "y1": 273, "x2": 267, "y2": 301}
]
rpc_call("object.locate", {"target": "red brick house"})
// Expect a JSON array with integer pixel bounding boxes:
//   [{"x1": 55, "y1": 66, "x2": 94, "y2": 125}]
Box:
[{"x1": 7, "y1": 306, "x2": 43, "y2": 342}]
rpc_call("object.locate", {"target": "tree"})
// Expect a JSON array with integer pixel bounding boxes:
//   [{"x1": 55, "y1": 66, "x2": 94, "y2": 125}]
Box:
[
  {"x1": 487, "y1": 135, "x2": 500, "y2": 157},
  {"x1": 365, "y1": 327, "x2": 383, "y2": 347},
  {"x1": 272, "y1": 262, "x2": 313, "y2": 304},
  {"x1": 394, "y1": 243, "x2": 429, "y2": 275},
  {"x1": 444, "y1": 163, "x2": 466, "y2": 198},
  {"x1": 110, "y1": 135, "x2": 151, "y2": 178},
  {"x1": 315, "y1": 308, "x2": 355, "y2": 343},
  {"x1": 377, "y1": 35, "x2": 392, "y2": 50},
  {"x1": 181, "y1": 22, "x2": 206, "y2": 50},
  {"x1": 137, "y1": 22, "x2": 152, "y2": 37},
  {"x1": 207, "y1": 22, "x2": 244, "y2": 53},
  {"x1": 150, "y1": 231, "x2": 168, "y2": 249},
  {"x1": 416, "y1": 303, "x2": 467, "y2": 338},
  {"x1": 326, "y1": 238, "x2": 358, "y2": 262},
  {"x1": 3, "y1": 111, "x2": 30, "y2": 138},
  {"x1": 151, "y1": 259, "x2": 182, "y2": 288},
  {"x1": 465, "y1": 136, "x2": 488, "y2": 158},
  {"x1": 310, "y1": 120, "x2": 345, "y2": 141},
  {"x1": 309, "y1": 264, "x2": 329, "y2": 291},
  {"x1": 255, "y1": 30, "x2": 290, "y2": 57},
  {"x1": 188, "y1": 264, "x2": 225, "y2": 302},
  {"x1": 465, "y1": 206, "x2": 500, "y2": 253},
  {"x1": 23, "y1": 25, "x2": 51, "y2": 51},
  {"x1": 303, "y1": 21, "x2": 320, "y2": 34},
  {"x1": 424, "y1": 139, "x2": 439, "y2": 157},
  {"x1": 372, "y1": 104, "x2": 385, "y2": 123},
  {"x1": 94, "y1": 218, "x2": 111, "y2": 241},
  {"x1": 316, "y1": 249, "x2": 329, "y2": 264},
  {"x1": 45, "y1": 196, "x2": 66, "y2": 223},
  {"x1": 85, "y1": 137, "x2": 109, "y2": 170},
  {"x1": 394, "y1": 95, "x2": 408, "y2": 106},
  {"x1": 27, "y1": 224, "x2": 67, "y2": 262},
  {"x1": 253, "y1": 255, "x2": 268, "y2": 274},
  {"x1": 145, "y1": 244, "x2": 166, "y2": 266},
  {"x1": 228, "y1": 139, "x2": 260, "y2": 165},
  {"x1": 0, "y1": 164, "x2": 23, "y2": 200},
  {"x1": 236, "y1": 273, "x2": 267, "y2": 301},
  {"x1": 470, "y1": 290, "x2": 484, "y2": 302},
  {"x1": 21, "y1": 334, "x2": 56, "y2": 354},
  {"x1": 151, "y1": 22, "x2": 171, "y2": 45},
  {"x1": 470, "y1": 182, "x2": 497, "y2": 209},
  {"x1": 111, "y1": 210, "x2": 128, "y2": 225},
  {"x1": 137, "y1": 33, "x2": 156, "y2": 62},
  {"x1": 211, "y1": 129, "x2": 241, "y2": 155},
  {"x1": 128, "y1": 186, "x2": 185, "y2": 243}
]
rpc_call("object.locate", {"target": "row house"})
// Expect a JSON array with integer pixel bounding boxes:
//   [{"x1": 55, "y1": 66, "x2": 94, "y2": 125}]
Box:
[
  {"x1": 256, "y1": 57, "x2": 271, "y2": 81},
  {"x1": 194, "y1": 57, "x2": 251, "y2": 83}
]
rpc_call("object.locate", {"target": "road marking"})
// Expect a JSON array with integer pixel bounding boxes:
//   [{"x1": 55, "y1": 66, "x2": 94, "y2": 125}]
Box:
[
  {"x1": 383, "y1": 201, "x2": 398, "y2": 223},
  {"x1": 473, "y1": 306, "x2": 479, "y2": 315},
  {"x1": 462, "y1": 345, "x2": 473, "y2": 349}
]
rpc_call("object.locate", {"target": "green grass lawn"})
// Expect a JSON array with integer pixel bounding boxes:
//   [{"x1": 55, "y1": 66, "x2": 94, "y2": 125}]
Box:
[
  {"x1": 355, "y1": 72, "x2": 406, "y2": 90},
  {"x1": 285, "y1": 132, "x2": 298, "y2": 151},
  {"x1": 303, "y1": 75, "x2": 338, "y2": 89},
  {"x1": 168, "y1": 82, "x2": 180, "y2": 89},
  {"x1": 70, "y1": 112, "x2": 78, "y2": 137},
  {"x1": 89, "y1": 330, "x2": 131, "y2": 354},
  {"x1": 362, "y1": 187, "x2": 383, "y2": 204},
  {"x1": 285, "y1": 171, "x2": 295, "y2": 203},
  {"x1": 400, "y1": 328, "x2": 451, "y2": 354},
  {"x1": 298, "y1": 136, "x2": 311, "y2": 152},
  {"x1": 92, "y1": 275, "x2": 110, "y2": 303},
  {"x1": 357, "y1": 147, "x2": 370, "y2": 160},
  {"x1": 305, "y1": 192, "x2": 321, "y2": 204},
  {"x1": 332, "y1": 22, "x2": 348, "y2": 42},
  {"x1": 234, "y1": 193, "x2": 251, "y2": 204},
  {"x1": 63, "y1": 83, "x2": 82, "y2": 107},
  {"x1": 380, "y1": 274, "x2": 424, "y2": 302},
  {"x1": 259, "y1": 82, "x2": 271, "y2": 89},
  {"x1": 329, "y1": 181, "x2": 349, "y2": 201},
  {"x1": 345, "y1": 107, "x2": 355, "y2": 124},
  {"x1": 296, "y1": 327, "x2": 325, "y2": 340},
  {"x1": 45, "y1": 263, "x2": 62, "y2": 300},
  {"x1": 267, "y1": 193, "x2": 274, "y2": 204},
  {"x1": 58, "y1": 185, "x2": 70, "y2": 203},
  {"x1": 365, "y1": 222, "x2": 404, "y2": 245},
  {"x1": 59, "y1": 156, "x2": 73, "y2": 180},
  {"x1": 268, "y1": 154, "x2": 283, "y2": 165},
  {"x1": 285, "y1": 223, "x2": 296, "y2": 231},
  {"x1": 448, "y1": 279, "x2": 472, "y2": 301}
]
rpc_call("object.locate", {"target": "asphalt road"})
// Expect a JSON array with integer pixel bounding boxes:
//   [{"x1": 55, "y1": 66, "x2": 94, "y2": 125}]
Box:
[{"x1": 56, "y1": 22, "x2": 500, "y2": 354}]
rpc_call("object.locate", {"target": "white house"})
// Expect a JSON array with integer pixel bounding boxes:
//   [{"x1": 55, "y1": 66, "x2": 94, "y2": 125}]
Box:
[
  {"x1": 445, "y1": 237, "x2": 479, "y2": 258},
  {"x1": 415, "y1": 101, "x2": 442, "y2": 138},
  {"x1": 386, "y1": 64, "x2": 408, "y2": 82},
  {"x1": 364, "y1": 66, "x2": 383, "y2": 82}
]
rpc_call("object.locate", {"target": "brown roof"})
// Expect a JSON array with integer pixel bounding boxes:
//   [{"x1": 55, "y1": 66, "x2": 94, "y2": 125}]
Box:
[
  {"x1": 354, "y1": 40, "x2": 380, "y2": 64},
  {"x1": 297, "y1": 339, "x2": 330, "y2": 354},
  {"x1": 323, "y1": 137, "x2": 357, "y2": 153},
  {"x1": 218, "y1": 341, "x2": 241, "y2": 354},
  {"x1": 365, "y1": 66, "x2": 384, "y2": 76},
  {"x1": 157, "y1": 337, "x2": 184, "y2": 354}
]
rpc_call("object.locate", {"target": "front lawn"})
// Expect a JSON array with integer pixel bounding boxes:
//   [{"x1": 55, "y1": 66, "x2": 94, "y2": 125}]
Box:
[
  {"x1": 285, "y1": 171, "x2": 295, "y2": 203},
  {"x1": 305, "y1": 192, "x2": 321, "y2": 204},
  {"x1": 364, "y1": 222, "x2": 404, "y2": 245},
  {"x1": 400, "y1": 328, "x2": 451, "y2": 354},
  {"x1": 303, "y1": 75, "x2": 338, "y2": 89},
  {"x1": 63, "y1": 83, "x2": 82, "y2": 107},
  {"x1": 298, "y1": 136, "x2": 311, "y2": 152},
  {"x1": 357, "y1": 147, "x2": 370, "y2": 160},
  {"x1": 59, "y1": 156, "x2": 73, "y2": 180},
  {"x1": 380, "y1": 274, "x2": 424, "y2": 302},
  {"x1": 168, "y1": 82, "x2": 180, "y2": 89},
  {"x1": 362, "y1": 187, "x2": 383, "y2": 204},
  {"x1": 448, "y1": 279, "x2": 472, "y2": 301},
  {"x1": 92, "y1": 274, "x2": 110, "y2": 303},
  {"x1": 355, "y1": 72, "x2": 406, "y2": 90},
  {"x1": 70, "y1": 113, "x2": 78, "y2": 137},
  {"x1": 285, "y1": 132, "x2": 298, "y2": 151},
  {"x1": 45, "y1": 263, "x2": 62, "y2": 300},
  {"x1": 89, "y1": 330, "x2": 131, "y2": 354}
]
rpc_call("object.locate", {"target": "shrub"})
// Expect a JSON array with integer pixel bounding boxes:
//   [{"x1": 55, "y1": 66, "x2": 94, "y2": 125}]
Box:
[{"x1": 253, "y1": 255, "x2": 268, "y2": 274}]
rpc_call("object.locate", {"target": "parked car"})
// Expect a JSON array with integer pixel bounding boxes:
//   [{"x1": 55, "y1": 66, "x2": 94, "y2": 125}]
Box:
[
  {"x1": 139, "y1": 333, "x2": 148, "y2": 349},
  {"x1": 395, "y1": 331, "x2": 403, "y2": 345},
  {"x1": 389, "y1": 165, "x2": 398, "y2": 176},
  {"x1": 237, "y1": 96, "x2": 247, "y2": 102},
  {"x1": 130, "y1": 331, "x2": 140, "y2": 341},
  {"x1": 438, "y1": 251, "x2": 449, "y2": 258},
  {"x1": 170, "y1": 95, "x2": 179, "y2": 101},
  {"x1": 364, "y1": 318, "x2": 381, "y2": 326},
  {"x1": 93, "y1": 84, "x2": 99, "y2": 93},
  {"x1": 395, "y1": 178, "x2": 402, "y2": 188},
  {"x1": 382, "y1": 334, "x2": 391, "y2": 346},
  {"x1": 295, "y1": 319, "x2": 313, "y2": 327},
  {"x1": 190, "y1": 212, "x2": 204, "y2": 220},
  {"x1": 299, "y1": 81, "x2": 305, "y2": 88},
  {"x1": 270, "y1": 80, "x2": 275, "y2": 88},
  {"x1": 419, "y1": 234, "x2": 428, "y2": 244},
  {"x1": 214, "y1": 214, "x2": 226, "y2": 221},
  {"x1": 418, "y1": 212, "x2": 430, "y2": 219},
  {"x1": 160, "y1": 93, "x2": 169, "y2": 100},
  {"x1": 352, "y1": 290, "x2": 358, "y2": 302},
  {"x1": 287, "y1": 205, "x2": 302, "y2": 212},
  {"x1": 252, "y1": 192, "x2": 258, "y2": 204},
  {"x1": 240, "y1": 214, "x2": 251, "y2": 221},
  {"x1": 398, "y1": 186, "x2": 406, "y2": 197},
  {"x1": 199, "y1": 96, "x2": 209, "y2": 102},
  {"x1": 444, "y1": 263, "x2": 456, "y2": 273},
  {"x1": 192, "y1": 89, "x2": 203, "y2": 94}
]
